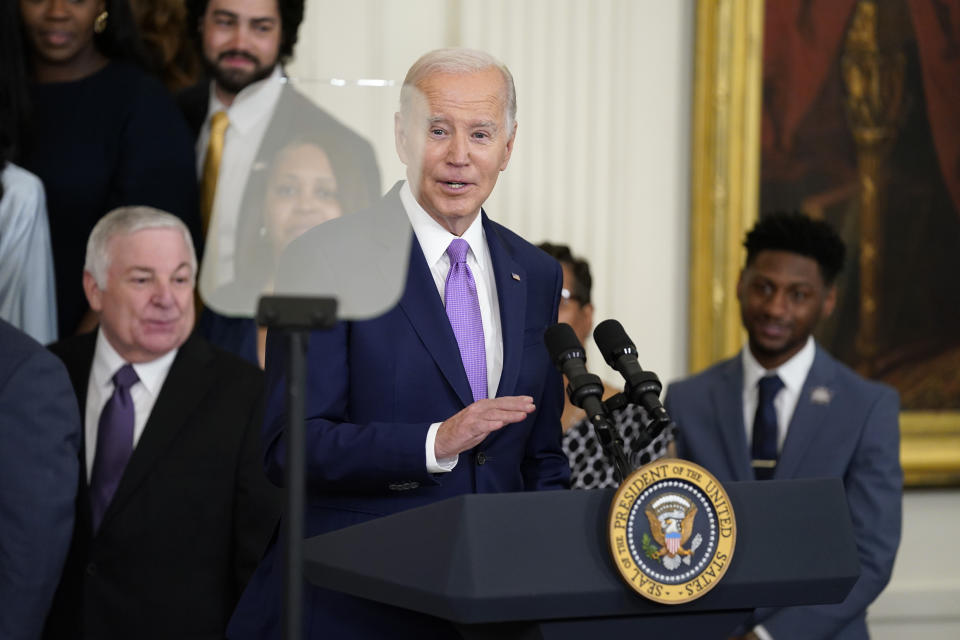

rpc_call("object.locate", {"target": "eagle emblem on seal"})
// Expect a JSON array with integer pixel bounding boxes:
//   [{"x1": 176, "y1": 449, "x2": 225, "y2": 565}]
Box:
[{"x1": 643, "y1": 493, "x2": 702, "y2": 569}]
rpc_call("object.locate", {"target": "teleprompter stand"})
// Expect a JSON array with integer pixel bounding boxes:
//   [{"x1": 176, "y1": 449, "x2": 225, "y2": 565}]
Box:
[
  {"x1": 256, "y1": 295, "x2": 338, "y2": 640},
  {"x1": 303, "y1": 478, "x2": 860, "y2": 639}
]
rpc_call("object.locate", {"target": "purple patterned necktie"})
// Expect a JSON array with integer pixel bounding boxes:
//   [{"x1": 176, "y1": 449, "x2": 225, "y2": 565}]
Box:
[
  {"x1": 90, "y1": 363, "x2": 139, "y2": 531},
  {"x1": 445, "y1": 238, "x2": 487, "y2": 401}
]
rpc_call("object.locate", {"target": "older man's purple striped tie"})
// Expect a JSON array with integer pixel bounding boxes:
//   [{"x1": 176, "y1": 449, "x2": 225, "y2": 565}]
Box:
[
  {"x1": 90, "y1": 363, "x2": 139, "y2": 531},
  {"x1": 445, "y1": 238, "x2": 487, "y2": 401}
]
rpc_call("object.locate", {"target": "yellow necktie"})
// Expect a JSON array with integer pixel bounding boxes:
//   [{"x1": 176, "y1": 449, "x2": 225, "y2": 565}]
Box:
[{"x1": 200, "y1": 111, "x2": 229, "y2": 235}]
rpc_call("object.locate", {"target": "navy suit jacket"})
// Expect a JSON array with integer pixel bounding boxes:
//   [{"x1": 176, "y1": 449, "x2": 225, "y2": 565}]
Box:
[
  {"x1": 664, "y1": 344, "x2": 902, "y2": 640},
  {"x1": 0, "y1": 319, "x2": 80, "y2": 640},
  {"x1": 229, "y1": 185, "x2": 570, "y2": 639}
]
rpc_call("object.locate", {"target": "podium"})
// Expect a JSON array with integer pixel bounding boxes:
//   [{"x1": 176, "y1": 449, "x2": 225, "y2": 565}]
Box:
[{"x1": 303, "y1": 478, "x2": 859, "y2": 639}]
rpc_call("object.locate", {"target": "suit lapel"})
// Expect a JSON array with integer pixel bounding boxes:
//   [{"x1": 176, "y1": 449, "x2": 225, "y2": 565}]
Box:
[
  {"x1": 100, "y1": 335, "x2": 214, "y2": 528},
  {"x1": 54, "y1": 333, "x2": 97, "y2": 535},
  {"x1": 393, "y1": 201, "x2": 527, "y2": 408},
  {"x1": 776, "y1": 347, "x2": 837, "y2": 479},
  {"x1": 484, "y1": 214, "x2": 526, "y2": 398},
  {"x1": 712, "y1": 357, "x2": 754, "y2": 481},
  {"x1": 397, "y1": 230, "x2": 475, "y2": 409}
]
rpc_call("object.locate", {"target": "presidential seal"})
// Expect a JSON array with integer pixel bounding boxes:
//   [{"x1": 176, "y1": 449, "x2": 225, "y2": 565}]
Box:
[{"x1": 608, "y1": 460, "x2": 736, "y2": 604}]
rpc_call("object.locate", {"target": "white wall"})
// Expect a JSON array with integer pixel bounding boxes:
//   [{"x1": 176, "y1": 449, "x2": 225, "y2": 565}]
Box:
[
  {"x1": 287, "y1": 4, "x2": 958, "y2": 635},
  {"x1": 869, "y1": 489, "x2": 960, "y2": 639}
]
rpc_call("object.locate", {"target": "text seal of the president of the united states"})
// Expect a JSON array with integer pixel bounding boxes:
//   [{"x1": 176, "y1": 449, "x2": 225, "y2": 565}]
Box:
[{"x1": 608, "y1": 459, "x2": 736, "y2": 604}]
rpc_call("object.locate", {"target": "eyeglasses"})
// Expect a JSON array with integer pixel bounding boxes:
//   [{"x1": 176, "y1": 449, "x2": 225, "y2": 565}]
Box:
[{"x1": 560, "y1": 288, "x2": 587, "y2": 306}]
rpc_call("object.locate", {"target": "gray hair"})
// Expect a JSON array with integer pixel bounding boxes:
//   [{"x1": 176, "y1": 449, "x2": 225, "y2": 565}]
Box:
[
  {"x1": 399, "y1": 48, "x2": 517, "y2": 135},
  {"x1": 85, "y1": 206, "x2": 198, "y2": 288}
]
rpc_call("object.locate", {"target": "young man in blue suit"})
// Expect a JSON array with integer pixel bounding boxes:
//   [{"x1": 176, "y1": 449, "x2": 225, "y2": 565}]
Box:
[
  {"x1": 664, "y1": 212, "x2": 902, "y2": 640},
  {"x1": 229, "y1": 48, "x2": 570, "y2": 639}
]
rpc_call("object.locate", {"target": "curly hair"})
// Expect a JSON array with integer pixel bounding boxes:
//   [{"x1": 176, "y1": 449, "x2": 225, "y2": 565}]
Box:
[
  {"x1": 537, "y1": 242, "x2": 593, "y2": 305},
  {"x1": 744, "y1": 211, "x2": 846, "y2": 285},
  {"x1": 185, "y1": 0, "x2": 305, "y2": 64}
]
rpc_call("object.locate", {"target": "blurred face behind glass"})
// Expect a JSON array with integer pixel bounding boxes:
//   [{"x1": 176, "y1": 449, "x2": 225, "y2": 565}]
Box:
[
  {"x1": 200, "y1": 0, "x2": 281, "y2": 99},
  {"x1": 396, "y1": 68, "x2": 515, "y2": 236},
  {"x1": 19, "y1": 0, "x2": 105, "y2": 74},
  {"x1": 84, "y1": 228, "x2": 196, "y2": 363},
  {"x1": 557, "y1": 264, "x2": 593, "y2": 345},
  {"x1": 264, "y1": 142, "x2": 342, "y2": 256}
]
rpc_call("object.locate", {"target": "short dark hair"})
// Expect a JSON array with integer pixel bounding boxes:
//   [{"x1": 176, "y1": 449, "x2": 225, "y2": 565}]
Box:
[
  {"x1": 538, "y1": 242, "x2": 592, "y2": 305},
  {"x1": 744, "y1": 211, "x2": 846, "y2": 285},
  {"x1": 186, "y1": 0, "x2": 305, "y2": 64}
]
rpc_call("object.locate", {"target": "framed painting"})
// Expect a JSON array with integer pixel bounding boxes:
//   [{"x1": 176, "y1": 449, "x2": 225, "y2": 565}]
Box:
[{"x1": 689, "y1": 0, "x2": 960, "y2": 486}]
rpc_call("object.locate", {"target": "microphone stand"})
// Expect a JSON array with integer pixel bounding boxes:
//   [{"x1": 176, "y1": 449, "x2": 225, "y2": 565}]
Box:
[
  {"x1": 256, "y1": 295, "x2": 338, "y2": 640},
  {"x1": 602, "y1": 388, "x2": 674, "y2": 463},
  {"x1": 566, "y1": 374, "x2": 632, "y2": 483}
]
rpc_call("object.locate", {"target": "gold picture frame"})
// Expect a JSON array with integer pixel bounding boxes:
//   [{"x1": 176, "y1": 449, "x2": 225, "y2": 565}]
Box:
[{"x1": 688, "y1": 0, "x2": 960, "y2": 486}]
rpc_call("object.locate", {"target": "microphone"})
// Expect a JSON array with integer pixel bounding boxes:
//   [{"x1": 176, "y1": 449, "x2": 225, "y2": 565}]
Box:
[
  {"x1": 593, "y1": 319, "x2": 672, "y2": 437},
  {"x1": 544, "y1": 323, "x2": 631, "y2": 481},
  {"x1": 544, "y1": 323, "x2": 605, "y2": 417}
]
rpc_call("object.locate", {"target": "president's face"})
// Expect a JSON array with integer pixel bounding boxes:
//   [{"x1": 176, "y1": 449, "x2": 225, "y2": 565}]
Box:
[
  {"x1": 737, "y1": 250, "x2": 836, "y2": 369},
  {"x1": 84, "y1": 228, "x2": 196, "y2": 363},
  {"x1": 200, "y1": 0, "x2": 281, "y2": 97},
  {"x1": 396, "y1": 68, "x2": 516, "y2": 236}
]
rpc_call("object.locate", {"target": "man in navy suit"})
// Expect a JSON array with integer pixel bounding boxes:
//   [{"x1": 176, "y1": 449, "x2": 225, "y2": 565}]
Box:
[
  {"x1": 0, "y1": 319, "x2": 80, "y2": 640},
  {"x1": 229, "y1": 48, "x2": 570, "y2": 639},
  {"x1": 664, "y1": 212, "x2": 902, "y2": 640}
]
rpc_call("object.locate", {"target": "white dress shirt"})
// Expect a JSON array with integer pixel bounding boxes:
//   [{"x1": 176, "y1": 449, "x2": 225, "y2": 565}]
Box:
[
  {"x1": 196, "y1": 67, "x2": 284, "y2": 286},
  {"x1": 84, "y1": 329, "x2": 178, "y2": 481},
  {"x1": 399, "y1": 182, "x2": 504, "y2": 473},
  {"x1": 741, "y1": 335, "x2": 816, "y2": 454}
]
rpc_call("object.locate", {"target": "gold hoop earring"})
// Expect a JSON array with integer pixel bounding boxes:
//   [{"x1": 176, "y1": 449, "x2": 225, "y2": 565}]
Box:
[{"x1": 94, "y1": 11, "x2": 108, "y2": 34}]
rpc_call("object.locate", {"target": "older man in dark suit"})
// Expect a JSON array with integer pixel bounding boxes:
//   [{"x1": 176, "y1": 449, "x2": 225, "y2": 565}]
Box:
[{"x1": 44, "y1": 206, "x2": 280, "y2": 640}]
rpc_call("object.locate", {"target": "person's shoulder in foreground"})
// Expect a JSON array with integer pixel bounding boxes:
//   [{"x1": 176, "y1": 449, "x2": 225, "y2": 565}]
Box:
[{"x1": 0, "y1": 318, "x2": 80, "y2": 640}]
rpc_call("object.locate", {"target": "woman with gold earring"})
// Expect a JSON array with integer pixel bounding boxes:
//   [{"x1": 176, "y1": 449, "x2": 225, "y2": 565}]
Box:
[{"x1": 15, "y1": 0, "x2": 201, "y2": 342}]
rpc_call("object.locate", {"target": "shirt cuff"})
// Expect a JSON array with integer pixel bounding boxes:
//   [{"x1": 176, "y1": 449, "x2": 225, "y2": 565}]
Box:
[
  {"x1": 753, "y1": 625, "x2": 774, "y2": 640},
  {"x1": 426, "y1": 421, "x2": 458, "y2": 473}
]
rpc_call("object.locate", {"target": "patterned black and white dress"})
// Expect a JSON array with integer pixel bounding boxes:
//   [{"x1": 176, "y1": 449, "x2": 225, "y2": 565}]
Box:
[{"x1": 562, "y1": 404, "x2": 674, "y2": 490}]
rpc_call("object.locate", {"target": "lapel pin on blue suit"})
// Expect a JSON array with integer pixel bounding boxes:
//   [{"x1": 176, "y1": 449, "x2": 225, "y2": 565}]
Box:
[
  {"x1": 810, "y1": 386, "x2": 833, "y2": 405},
  {"x1": 511, "y1": 272, "x2": 521, "y2": 281}
]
